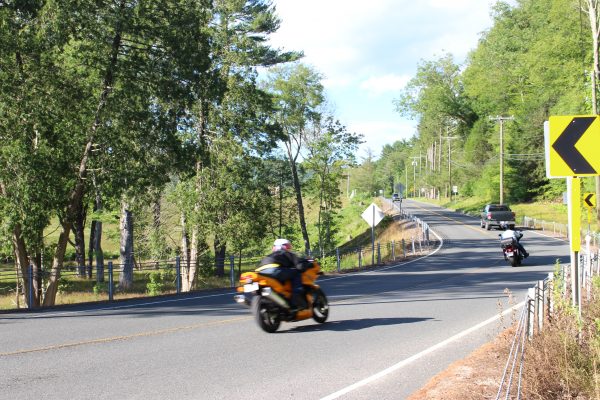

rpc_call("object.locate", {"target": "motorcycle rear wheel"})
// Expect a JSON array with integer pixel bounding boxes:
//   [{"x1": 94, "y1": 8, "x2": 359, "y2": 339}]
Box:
[
  {"x1": 311, "y1": 288, "x2": 329, "y2": 323},
  {"x1": 252, "y1": 296, "x2": 281, "y2": 333},
  {"x1": 508, "y1": 256, "x2": 517, "y2": 267}
]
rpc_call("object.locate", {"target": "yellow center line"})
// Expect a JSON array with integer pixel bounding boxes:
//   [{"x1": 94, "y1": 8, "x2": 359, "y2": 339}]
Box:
[{"x1": 1, "y1": 315, "x2": 250, "y2": 357}]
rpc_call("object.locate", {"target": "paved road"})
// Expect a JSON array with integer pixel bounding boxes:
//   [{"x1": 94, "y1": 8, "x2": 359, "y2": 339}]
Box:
[{"x1": 0, "y1": 200, "x2": 569, "y2": 400}]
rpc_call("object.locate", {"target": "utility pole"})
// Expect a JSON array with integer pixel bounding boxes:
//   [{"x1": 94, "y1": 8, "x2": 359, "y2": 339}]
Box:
[
  {"x1": 405, "y1": 167, "x2": 408, "y2": 198},
  {"x1": 411, "y1": 157, "x2": 419, "y2": 198},
  {"x1": 441, "y1": 135, "x2": 459, "y2": 201},
  {"x1": 490, "y1": 115, "x2": 514, "y2": 205}
]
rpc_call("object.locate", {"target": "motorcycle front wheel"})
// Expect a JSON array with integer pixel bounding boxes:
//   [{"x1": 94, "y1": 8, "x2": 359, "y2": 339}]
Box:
[
  {"x1": 311, "y1": 288, "x2": 329, "y2": 323},
  {"x1": 252, "y1": 296, "x2": 281, "y2": 333}
]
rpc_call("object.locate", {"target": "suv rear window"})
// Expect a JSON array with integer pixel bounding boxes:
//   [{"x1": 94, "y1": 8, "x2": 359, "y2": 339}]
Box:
[{"x1": 488, "y1": 205, "x2": 509, "y2": 211}]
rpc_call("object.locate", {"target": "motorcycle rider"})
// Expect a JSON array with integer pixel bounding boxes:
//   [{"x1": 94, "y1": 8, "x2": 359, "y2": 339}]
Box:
[
  {"x1": 258, "y1": 239, "x2": 308, "y2": 311},
  {"x1": 499, "y1": 229, "x2": 529, "y2": 258}
]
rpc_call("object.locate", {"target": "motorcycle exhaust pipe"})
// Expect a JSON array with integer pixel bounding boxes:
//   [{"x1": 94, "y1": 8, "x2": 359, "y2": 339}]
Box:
[{"x1": 261, "y1": 288, "x2": 290, "y2": 310}]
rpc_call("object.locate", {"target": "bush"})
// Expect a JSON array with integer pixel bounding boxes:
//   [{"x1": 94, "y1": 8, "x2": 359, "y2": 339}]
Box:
[
  {"x1": 93, "y1": 282, "x2": 108, "y2": 296},
  {"x1": 318, "y1": 256, "x2": 338, "y2": 273},
  {"x1": 146, "y1": 271, "x2": 165, "y2": 296}
]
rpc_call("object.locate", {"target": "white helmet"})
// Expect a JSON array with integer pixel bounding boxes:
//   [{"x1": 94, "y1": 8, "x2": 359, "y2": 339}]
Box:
[{"x1": 273, "y1": 238, "x2": 292, "y2": 251}]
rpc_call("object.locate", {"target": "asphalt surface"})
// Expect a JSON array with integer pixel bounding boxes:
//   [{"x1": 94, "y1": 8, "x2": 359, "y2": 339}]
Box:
[{"x1": 0, "y1": 199, "x2": 569, "y2": 400}]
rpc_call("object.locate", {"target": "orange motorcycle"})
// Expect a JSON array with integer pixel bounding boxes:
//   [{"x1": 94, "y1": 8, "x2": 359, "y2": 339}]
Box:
[{"x1": 234, "y1": 259, "x2": 329, "y2": 333}]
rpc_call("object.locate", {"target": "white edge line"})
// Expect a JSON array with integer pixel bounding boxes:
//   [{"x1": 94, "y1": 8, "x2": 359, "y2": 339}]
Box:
[{"x1": 319, "y1": 300, "x2": 526, "y2": 400}]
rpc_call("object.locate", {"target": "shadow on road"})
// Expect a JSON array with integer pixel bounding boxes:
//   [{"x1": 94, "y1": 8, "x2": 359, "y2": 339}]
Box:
[{"x1": 284, "y1": 316, "x2": 434, "y2": 333}]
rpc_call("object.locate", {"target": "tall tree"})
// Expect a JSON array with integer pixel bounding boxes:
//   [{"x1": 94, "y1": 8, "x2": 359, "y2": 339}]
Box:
[
  {"x1": 304, "y1": 116, "x2": 361, "y2": 256},
  {"x1": 267, "y1": 63, "x2": 324, "y2": 254}
]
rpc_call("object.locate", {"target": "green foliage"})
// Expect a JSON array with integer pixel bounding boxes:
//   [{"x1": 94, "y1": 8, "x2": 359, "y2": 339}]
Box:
[
  {"x1": 146, "y1": 271, "x2": 165, "y2": 296},
  {"x1": 380, "y1": 0, "x2": 597, "y2": 205},
  {"x1": 318, "y1": 256, "x2": 338, "y2": 273},
  {"x1": 93, "y1": 282, "x2": 108, "y2": 297}
]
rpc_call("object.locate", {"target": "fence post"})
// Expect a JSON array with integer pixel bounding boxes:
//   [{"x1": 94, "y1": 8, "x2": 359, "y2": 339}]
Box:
[
  {"x1": 527, "y1": 288, "x2": 535, "y2": 339},
  {"x1": 547, "y1": 272, "x2": 554, "y2": 320},
  {"x1": 175, "y1": 256, "x2": 181, "y2": 294},
  {"x1": 358, "y1": 247, "x2": 362, "y2": 269},
  {"x1": 402, "y1": 239, "x2": 406, "y2": 258},
  {"x1": 108, "y1": 261, "x2": 114, "y2": 301},
  {"x1": 229, "y1": 255, "x2": 235, "y2": 288},
  {"x1": 28, "y1": 265, "x2": 33, "y2": 309},
  {"x1": 537, "y1": 280, "x2": 544, "y2": 332},
  {"x1": 392, "y1": 240, "x2": 395, "y2": 261},
  {"x1": 377, "y1": 242, "x2": 381, "y2": 264},
  {"x1": 336, "y1": 248, "x2": 340, "y2": 273},
  {"x1": 411, "y1": 237, "x2": 416, "y2": 254}
]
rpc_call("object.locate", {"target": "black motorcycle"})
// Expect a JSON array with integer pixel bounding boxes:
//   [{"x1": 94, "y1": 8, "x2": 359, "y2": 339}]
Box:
[{"x1": 500, "y1": 236, "x2": 523, "y2": 267}]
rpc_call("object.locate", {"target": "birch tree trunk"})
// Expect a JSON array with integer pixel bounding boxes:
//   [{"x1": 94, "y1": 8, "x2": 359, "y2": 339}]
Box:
[
  {"x1": 180, "y1": 213, "x2": 191, "y2": 291},
  {"x1": 119, "y1": 200, "x2": 134, "y2": 290}
]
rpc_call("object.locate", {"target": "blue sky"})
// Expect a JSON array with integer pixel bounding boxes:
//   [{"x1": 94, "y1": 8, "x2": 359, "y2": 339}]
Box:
[{"x1": 268, "y1": 0, "x2": 498, "y2": 159}]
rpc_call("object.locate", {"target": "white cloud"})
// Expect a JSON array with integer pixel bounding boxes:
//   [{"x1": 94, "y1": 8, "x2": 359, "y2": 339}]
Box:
[
  {"x1": 359, "y1": 74, "x2": 411, "y2": 96},
  {"x1": 269, "y1": 0, "x2": 496, "y2": 153}
]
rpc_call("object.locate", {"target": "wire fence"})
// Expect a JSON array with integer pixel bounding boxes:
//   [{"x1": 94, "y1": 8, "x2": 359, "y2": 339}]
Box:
[
  {"x1": 522, "y1": 216, "x2": 600, "y2": 246},
  {"x1": 496, "y1": 246, "x2": 600, "y2": 399},
  {"x1": 0, "y1": 208, "x2": 437, "y2": 310}
]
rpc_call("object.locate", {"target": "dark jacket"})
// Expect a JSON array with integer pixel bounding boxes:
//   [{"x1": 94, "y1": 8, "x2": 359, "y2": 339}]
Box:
[{"x1": 259, "y1": 250, "x2": 303, "y2": 270}]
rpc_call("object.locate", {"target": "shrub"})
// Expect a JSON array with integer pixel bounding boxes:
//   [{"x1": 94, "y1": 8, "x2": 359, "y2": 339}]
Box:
[
  {"x1": 318, "y1": 256, "x2": 338, "y2": 273},
  {"x1": 146, "y1": 271, "x2": 165, "y2": 296}
]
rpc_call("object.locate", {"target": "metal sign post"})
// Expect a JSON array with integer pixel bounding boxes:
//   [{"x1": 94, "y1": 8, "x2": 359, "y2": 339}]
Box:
[
  {"x1": 567, "y1": 177, "x2": 581, "y2": 314},
  {"x1": 361, "y1": 203, "x2": 384, "y2": 266}
]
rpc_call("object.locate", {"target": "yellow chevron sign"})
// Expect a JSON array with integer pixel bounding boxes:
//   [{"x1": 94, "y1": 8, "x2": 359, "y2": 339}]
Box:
[
  {"x1": 545, "y1": 116, "x2": 600, "y2": 177},
  {"x1": 584, "y1": 192, "x2": 596, "y2": 209}
]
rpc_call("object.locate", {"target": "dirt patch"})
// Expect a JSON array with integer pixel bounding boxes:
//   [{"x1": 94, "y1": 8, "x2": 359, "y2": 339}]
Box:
[{"x1": 407, "y1": 327, "x2": 516, "y2": 399}]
